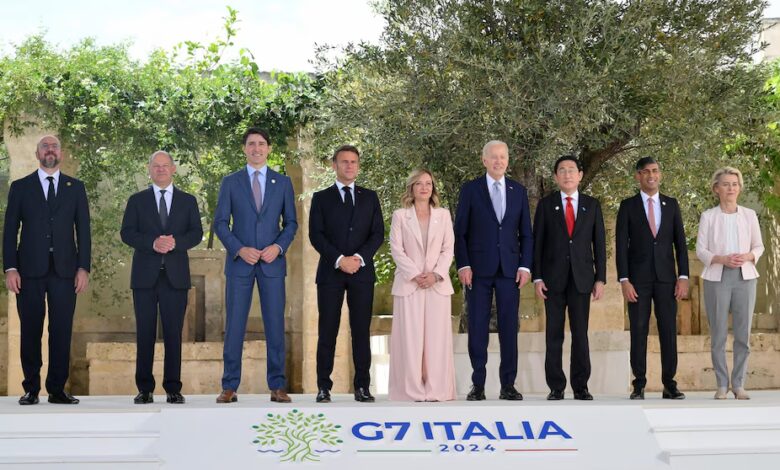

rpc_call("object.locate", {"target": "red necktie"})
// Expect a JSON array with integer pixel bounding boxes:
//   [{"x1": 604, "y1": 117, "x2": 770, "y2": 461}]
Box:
[{"x1": 565, "y1": 196, "x2": 575, "y2": 237}]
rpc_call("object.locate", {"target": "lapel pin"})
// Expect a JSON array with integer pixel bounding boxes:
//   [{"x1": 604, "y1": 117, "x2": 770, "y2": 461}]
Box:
[
  {"x1": 66, "y1": 181, "x2": 72, "y2": 187},
  {"x1": 555, "y1": 206, "x2": 560, "y2": 211},
  {"x1": 582, "y1": 206, "x2": 587, "y2": 212},
  {"x1": 271, "y1": 179, "x2": 276, "y2": 184},
  {"x1": 662, "y1": 201, "x2": 666, "y2": 206}
]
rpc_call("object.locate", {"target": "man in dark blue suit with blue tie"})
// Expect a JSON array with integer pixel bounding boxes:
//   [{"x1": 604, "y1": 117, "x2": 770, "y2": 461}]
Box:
[
  {"x1": 455, "y1": 140, "x2": 533, "y2": 401},
  {"x1": 214, "y1": 128, "x2": 298, "y2": 404}
]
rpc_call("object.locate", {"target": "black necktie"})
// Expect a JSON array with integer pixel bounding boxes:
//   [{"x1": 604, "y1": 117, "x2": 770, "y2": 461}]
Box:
[
  {"x1": 342, "y1": 186, "x2": 354, "y2": 210},
  {"x1": 46, "y1": 176, "x2": 55, "y2": 207},
  {"x1": 159, "y1": 189, "x2": 168, "y2": 230}
]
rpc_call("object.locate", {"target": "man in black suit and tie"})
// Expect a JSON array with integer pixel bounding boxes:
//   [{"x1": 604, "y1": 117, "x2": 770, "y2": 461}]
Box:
[
  {"x1": 532, "y1": 156, "x2": 606, "y2": 401},
  {"x1": 616, "y1": 157, "x2": 688, "y2": 400},
  {"x1": 3, "y1": 135, "x2": 90, "y2": 405},
  {"x1": 309, "y1": 145, "x2": 384, "y2": 403},
  {"x1": 120, "y1": 150, "x2": 203, "y2": 405}
]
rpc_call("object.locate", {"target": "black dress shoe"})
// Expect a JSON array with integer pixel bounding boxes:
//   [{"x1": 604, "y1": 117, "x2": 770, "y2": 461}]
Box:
[
  {"x1": 499, "y1": 385, "x2": 523, "y2": 401},
  {"x1": 630, "y1": 386, "x2": 645, "y2": 400},
  {"x1": 166, "y1": 392, "x2": 185, "y2": 404},
  {"x1": 19, "y1": 392, "x2": 39, "y2": 405},
  {"x1": 354, "y1": 387, "x2": 375, "y2": 403},
  {"x1": 573, "y1": 389, "x2": 593, "y2": 401},
  {"x1": 48, "y1": 392, "x2": 79, "y2": 404},
  {"x1": 316, "y1": 389, "x2": 331, "y2": 403},
  {"x1": 547, "y1": 389, "x2": 565, "y2": 401},
  {"x1": 466, "y1": 384, "x2": 486, "y2": 401},
  {"x1": 662, "y1": 386, "x2": 685, "y2": 400},
  {"x1": 133, "y1": 392, "x2": 154, "y2": 404}
]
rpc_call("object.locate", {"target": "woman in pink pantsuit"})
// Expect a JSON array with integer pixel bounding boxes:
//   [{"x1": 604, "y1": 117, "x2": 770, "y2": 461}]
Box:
[{"x1": 389, "y1": 169, "x2": 456, "y2": 401}]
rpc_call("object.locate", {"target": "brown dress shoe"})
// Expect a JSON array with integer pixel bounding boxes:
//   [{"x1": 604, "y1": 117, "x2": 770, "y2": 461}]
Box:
[
  {"x1": 216, "y1": 389, "x2": 237, "y2": 403},
  {"x1": 271, "y1": 389, "x2": 292, "y2": 403}
]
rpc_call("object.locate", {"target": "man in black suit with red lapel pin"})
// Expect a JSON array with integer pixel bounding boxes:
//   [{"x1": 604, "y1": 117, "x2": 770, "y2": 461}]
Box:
[
  {"x1": 532, "y1": 156, "x2": 606, "y2": 401},
  {"x1": 616, "y1": 157, "x2": 689, "y2": 400}
]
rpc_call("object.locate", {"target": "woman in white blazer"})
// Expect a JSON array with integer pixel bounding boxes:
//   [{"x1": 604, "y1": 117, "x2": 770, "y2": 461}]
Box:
[
  {"x1": 696, "y1": 167, "x2": 764, "y2": 400},
  {"x1": 388, "y1": 169, "x2": 456, "y2": 401}
]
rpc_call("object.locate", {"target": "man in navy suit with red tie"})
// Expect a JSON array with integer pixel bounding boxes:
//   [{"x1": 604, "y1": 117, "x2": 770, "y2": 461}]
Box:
[
  {"x1": 616, "y1": 157, "x2": 689, "y2": 400},
  {"x1": 454, "y1": 140, "x2": 533, "y2": 401}
]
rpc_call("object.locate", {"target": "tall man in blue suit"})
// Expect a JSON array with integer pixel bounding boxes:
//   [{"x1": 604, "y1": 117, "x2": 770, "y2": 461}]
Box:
[
  {"x1": 214, "y1": 128, "x2": 298, "y2": 404},
  {"x1": 454, "y1": 140, "x2": 533, "y2": 401}
]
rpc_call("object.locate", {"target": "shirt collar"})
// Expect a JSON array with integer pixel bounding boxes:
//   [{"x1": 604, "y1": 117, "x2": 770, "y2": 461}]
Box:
[
  {"x1": 152, "y1": 183, "x2": 173, "y2": 193},
  {"x1": 247, "y1": 164, "x2": 267, "y2": 177},
  {"x1": 486, "y1": 174, "x2": 506, "y2": 187},
  {"x1": 335, "y1": 180, "x2": 355, "y2": 191},
  {"x1": 640, "y1": 191, "x2": 659, "y2": 204},
  {"x1": 561, "y1": 190, "x2": 579, "y2": 203},
  {"x1": 37, "y1": 168, "x2": 60, "y2": 182}
]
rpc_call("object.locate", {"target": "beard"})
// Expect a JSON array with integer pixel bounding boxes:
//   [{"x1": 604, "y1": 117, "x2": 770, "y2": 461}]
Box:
[{"x1": 39, "y1": 153, "x2": 60, "y2": 169}]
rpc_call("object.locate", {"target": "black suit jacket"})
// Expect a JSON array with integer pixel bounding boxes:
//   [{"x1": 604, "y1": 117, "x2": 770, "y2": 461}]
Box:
[
  {"x1": 3, "y1": 171, "x2": 91, "y2": 278},
  {"x1": 309, "y1": 184, "x2": 384, "y2": 285},
  {"x1": 120, "y1": 186, "x2": 203, "y2": 289},
  {"x1": 532, "y1": 191, "x2": 607, "y2": 294},
  {"x1": 615, "y1": 193, "x2": 689, "y2": 284}
]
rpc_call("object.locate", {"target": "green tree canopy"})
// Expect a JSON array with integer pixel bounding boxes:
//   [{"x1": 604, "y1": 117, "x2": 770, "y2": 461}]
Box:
[
  {"x1": 0, "y1": 8, "x2": 320, "y2": 288},
  {"x1": 315, "y1": 0, "x2": 775, "y2": 234}
]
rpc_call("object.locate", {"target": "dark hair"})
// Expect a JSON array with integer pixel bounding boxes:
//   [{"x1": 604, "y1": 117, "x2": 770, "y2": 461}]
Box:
[
  {"x1": 635, "y1": 156, "x2": 659, "y2": 171},
  {"x1": 242, "y1": 127, "x2": 272, "y2": 146},
  {"x1": 554, "y1": 155, "x2": 583, "y2": 173},
  {"x1": 332, "y1": 144, "x2": 360, "y2": 162}
]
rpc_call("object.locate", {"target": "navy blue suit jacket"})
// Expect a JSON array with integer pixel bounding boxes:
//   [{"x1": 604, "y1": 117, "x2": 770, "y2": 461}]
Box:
[
  {"x1": 3, "y1": 171, "x2": 91, "y2": 278},
  {"x1": 120, "y1": 186, "x2": 203, "y2": 289},
  {"x1": 454, "y1": 175, "x2": 533, "y2": 278},
  {"x1": 214, "y1": 167, "x2": 298, "y2": 278}
]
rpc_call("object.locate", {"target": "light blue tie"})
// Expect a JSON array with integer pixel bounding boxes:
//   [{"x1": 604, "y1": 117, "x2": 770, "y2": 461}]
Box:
[{"x1": 491, "y1": 181, "x2": 503, "y2": 221}]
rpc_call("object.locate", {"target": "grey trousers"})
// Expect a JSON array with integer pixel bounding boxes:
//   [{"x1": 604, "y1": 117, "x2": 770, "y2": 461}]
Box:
[{"x1": 703, "y1": 267, "x2": 756, "y2": 389}]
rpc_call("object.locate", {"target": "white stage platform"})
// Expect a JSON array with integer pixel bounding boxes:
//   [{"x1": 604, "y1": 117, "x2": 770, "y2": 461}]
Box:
[{"x1": 1, "y1": 392, "x2": 779, "y2": 469}]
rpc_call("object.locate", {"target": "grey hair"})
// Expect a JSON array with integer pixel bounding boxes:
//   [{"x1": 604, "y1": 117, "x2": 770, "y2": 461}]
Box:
[
  {"x1": 710, "y1": 166, "x2": 744, "y2": 190},
  {"x1": 149, "y1": 150, "x2": 174, "y2": 165},
  {"x1": 482, "y1": 140, "x2": 508, "y2": 156}
]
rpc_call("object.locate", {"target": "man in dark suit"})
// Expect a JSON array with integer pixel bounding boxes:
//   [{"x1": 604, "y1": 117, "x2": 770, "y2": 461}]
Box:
[
  {"x1": 120, "y1": 150, "x2": 203, "y2": 405},
  {"x1": 454, "y1": 140, "x2": 533, "y2": 401},
  {"x1": 309, "y1": 145, "x2": 384, "y2": 403},
  {"x1": 3, "y1": 135, "x2": 90, "y2": 405},
  {"x1": 532, "y1": 156, "x2": 606, "y2": 401},
  {"x1": 213, "y1": 128, "x2": 298, "y2": 404},
  {"x1": 616, "y1": 156, "x2": 689, "y2": 400}
]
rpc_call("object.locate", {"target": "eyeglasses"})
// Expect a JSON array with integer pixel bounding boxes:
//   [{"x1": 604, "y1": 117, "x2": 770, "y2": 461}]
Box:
[
  {"x1": 556, "y1": 168, "x2": 580, "y2": 176},
  {"x1": 39, "y1": 143, "x2": 60, "y2": 151}
]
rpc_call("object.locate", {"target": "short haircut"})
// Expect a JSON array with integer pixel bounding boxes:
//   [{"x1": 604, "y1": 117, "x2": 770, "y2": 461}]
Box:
[
  {"x1": 635, "y1": 156, "x2": 659, "y2": 171},
  {"x1": 401, "y1": 168, "x2": 440, "y2": 208},
  {"x1": 332, "y1": 144, "x2": 360, "y2": 162},
  {"x1": 482, "y1": 140, "x2": 508, "y2": 157},
  {"x1": 242, "y1": 127, "x2": 272, "y2": 146},
  {"x1": 148, "y1": 150, "x2": 174, "y2": 165},
  {"x1": 554, "y1": 155, "x2": 582, "y2": 173},
  {"x1": 710, "y1": 166, "x2": 744, "y2": 189}
]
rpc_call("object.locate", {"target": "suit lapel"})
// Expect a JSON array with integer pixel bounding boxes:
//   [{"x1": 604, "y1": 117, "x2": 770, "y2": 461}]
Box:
[
  {"x1": 658, "y1": 194, "x2": 670, "y2": 235},
  {"x1": 551, "y1": 192, "x2": 569, "y2": 235},
  {"x1": 405, "y1": 207, "x2": 424, "y2": 251},
  {"x1": 146, "y1": 187, "x2": 163, "y2": 231},
  {"x1": 479, "y1": 178, "x2": 500, "y2": 224},
  {"x1": 571, "y1": 194, "x2": 590, "y2": 238},
  {"x1": 259, "y1": 169, "x2": 279, "y2": 218},
  {"x1": 238, "y1": 168, "x2": 257, "y2": 213}
]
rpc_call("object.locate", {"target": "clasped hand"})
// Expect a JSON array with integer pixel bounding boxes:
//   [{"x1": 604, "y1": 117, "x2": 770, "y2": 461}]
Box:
[
  {"x1": 338, "y1": 255, "x2": 362, "y2": 274},
  {"x1": 413, "y1": 272, "x2": 437, "y2": 289},
  {"x1": 153, "y1": 235, "x2": 176, "y2": 253},
  {"x1": 238, "y1": 245, "x2": 281, "y2": 265}
]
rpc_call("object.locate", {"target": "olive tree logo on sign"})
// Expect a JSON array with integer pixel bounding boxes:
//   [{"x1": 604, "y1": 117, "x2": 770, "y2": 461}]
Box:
[{"x1": 252, "y1": 409, "x2": 343, "y2": 463}]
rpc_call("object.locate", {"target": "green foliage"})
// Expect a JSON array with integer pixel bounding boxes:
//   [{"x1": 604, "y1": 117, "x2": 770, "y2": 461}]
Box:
[
  {"x1": 0, "y1": 7, "x2": 320, "y2": 294},
  {"x1": 314, "y1": 0, "x2": 773, "y2": 241}
]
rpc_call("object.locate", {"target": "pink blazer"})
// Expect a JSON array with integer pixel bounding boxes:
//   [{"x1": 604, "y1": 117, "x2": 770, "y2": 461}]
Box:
[
  {"x1": 695, "y1": 205, "x2": 764, "y2": 281},
  {"x1": 390, "y1": 207, "x2": 455, "y2": 297}
]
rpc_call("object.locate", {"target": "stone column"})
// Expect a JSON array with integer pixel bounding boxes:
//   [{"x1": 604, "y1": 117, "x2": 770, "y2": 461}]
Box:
[{"x1": 4, "y1": 119, "x2": 77, "y2": 396}]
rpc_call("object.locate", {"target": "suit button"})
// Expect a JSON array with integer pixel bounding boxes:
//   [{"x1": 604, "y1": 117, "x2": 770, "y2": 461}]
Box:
[
  {"x1": 499, "y1": 227, "x2": 502, "y2": 230},
  {"x1": 349, "y1": 227, "x2": 353, "y2": 231},
  {"x1": 569, "y1": 240, "x2": 573, "y2": 244},
  {"x1": 46, "y1": 235, "x2": 51, "y2": 238}
]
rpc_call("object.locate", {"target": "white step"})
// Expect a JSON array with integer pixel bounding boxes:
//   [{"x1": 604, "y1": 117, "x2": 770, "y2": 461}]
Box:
[{"x1": 0, "y1": 455, "x2": 161, "y2": 469}]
